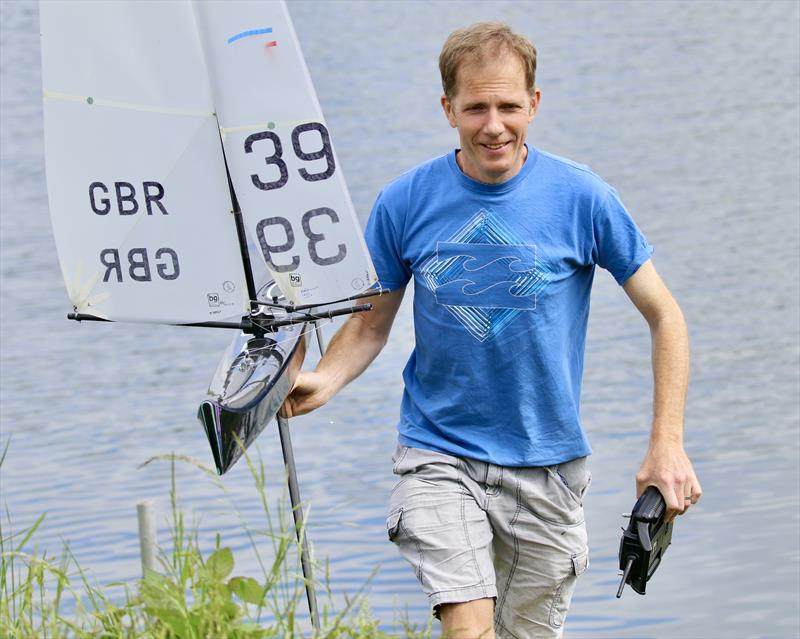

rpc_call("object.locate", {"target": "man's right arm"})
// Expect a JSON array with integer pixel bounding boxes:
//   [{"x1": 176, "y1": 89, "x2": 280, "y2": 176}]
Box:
[{"x1": 280, "y1": 287, "x2": 406, "y2": 417}]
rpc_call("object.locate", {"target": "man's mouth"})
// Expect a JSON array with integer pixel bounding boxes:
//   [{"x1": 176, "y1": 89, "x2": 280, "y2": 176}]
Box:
[{"x1": 482, "y1": 142, "x2": 510, "y2": 151}]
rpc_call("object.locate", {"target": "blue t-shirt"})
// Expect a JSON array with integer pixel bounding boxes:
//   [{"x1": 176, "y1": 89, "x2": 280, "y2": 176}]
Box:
[{"x1": 364, "y1": 146, "x2": 653, "y2": 467}]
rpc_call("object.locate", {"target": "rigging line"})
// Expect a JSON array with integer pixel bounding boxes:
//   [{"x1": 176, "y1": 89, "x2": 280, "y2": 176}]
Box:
[
  {"x1": 250, "y1": 285, "x2": 389, "y2": 312},
  {"x1": 243, "y1": 319, "x2": 333, "y2": 354},
  {"x1": 253, "y1": 304, "x2": 371, "y2": 330},
  {"x1": 248, "y1": 315, "x2": 333, "y2": 339},
  {"x1": 43, "y1": 90, "x2": 212, "y2": 118}
]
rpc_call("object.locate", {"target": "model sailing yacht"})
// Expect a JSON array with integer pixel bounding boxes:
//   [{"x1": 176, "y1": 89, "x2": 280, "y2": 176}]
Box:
[{"x1": 39, "y1": 0, "x2": 378, "y2": 475}]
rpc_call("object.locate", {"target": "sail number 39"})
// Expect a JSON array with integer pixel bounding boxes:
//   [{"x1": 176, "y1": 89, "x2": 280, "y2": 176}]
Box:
[
  {"x1": 245, "y1": 122, "x2": 334, "y2": 190},
  {"x1": 246, "y1": 122, "x2": 346, "y2": 272}
]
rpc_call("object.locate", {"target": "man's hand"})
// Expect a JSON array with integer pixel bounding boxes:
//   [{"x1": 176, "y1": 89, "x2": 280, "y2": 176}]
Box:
[
  {"x1": 280, "y1": 371, "x2": 333, "y2": 418},
  {"x1": 277, "y1": 288, "x2": 406, "y2": 420},
  {"x1": 636, "y1": 441, "x2": 702, "y2": 522}
]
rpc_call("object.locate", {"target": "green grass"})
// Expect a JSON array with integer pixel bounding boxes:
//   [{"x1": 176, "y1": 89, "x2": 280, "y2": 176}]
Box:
[{"x1": 0, "y1": 441, "x2": 432, "y2": 638}]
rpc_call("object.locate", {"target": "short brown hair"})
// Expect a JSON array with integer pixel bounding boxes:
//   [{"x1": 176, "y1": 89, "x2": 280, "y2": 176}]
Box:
[{"x1": 439, "y1": 22, "x2": 537, "y2": 100}]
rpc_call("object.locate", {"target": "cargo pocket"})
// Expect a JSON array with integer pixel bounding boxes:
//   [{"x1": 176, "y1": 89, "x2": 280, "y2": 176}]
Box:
[
  {"x1": 386, "y1": 507, "x2": 403, "y2": 542},
  {"x1": 549, "y1": 550, "x2": 588, "y2": 629}
]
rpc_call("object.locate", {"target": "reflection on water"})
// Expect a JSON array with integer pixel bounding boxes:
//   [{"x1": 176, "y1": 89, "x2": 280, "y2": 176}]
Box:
[{"x1": 1, "y1": 1, "x2": 798, "y2": 637}]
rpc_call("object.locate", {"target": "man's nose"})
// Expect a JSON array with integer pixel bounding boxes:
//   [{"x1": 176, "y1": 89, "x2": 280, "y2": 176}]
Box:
[{"x1": 483, "y1": 108, "x2": 504, "y2": 136}]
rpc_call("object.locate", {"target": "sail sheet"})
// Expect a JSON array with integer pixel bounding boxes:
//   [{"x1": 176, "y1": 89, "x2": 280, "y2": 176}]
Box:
[
  {"x1": 40, "y1": 0, "x2": 248, "y2": 323},
  {"x1": 192, "y1": 0, "x2": 378, "y2": 305}
]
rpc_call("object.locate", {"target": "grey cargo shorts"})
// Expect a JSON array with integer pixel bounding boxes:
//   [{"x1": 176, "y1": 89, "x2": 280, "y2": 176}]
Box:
[{"x1": 386, "y1": 444, "x2": 590, "y2": 638}]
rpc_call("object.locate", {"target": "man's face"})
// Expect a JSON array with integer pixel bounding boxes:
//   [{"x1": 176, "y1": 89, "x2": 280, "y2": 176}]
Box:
[{"x1": 441, "y1": 53, "x2": 540, "y2": 184}]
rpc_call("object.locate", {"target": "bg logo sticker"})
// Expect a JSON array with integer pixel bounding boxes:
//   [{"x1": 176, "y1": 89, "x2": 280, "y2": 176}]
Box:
[
  {"x1": 207, "y1": 293, "x2": 220, "y2": 307},
  {"x1": 289, "y1": 273, "x2": 302, "y2": 287}
]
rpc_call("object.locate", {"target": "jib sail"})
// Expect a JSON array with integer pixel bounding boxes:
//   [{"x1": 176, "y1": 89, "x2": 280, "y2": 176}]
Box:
[{"x1": 40, "y1": 0, "x2": 249, "y2": 324}]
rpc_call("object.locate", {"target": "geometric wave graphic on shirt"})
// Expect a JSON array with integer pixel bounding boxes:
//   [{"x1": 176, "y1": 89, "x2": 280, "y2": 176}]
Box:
[{"x1": 419, "y1": 208, "x2": 553, "y2": 342}]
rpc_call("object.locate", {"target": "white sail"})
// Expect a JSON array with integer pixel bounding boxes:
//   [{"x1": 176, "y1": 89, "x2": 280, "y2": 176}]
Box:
[
  {"x1": 40, "y1": 0, "x2": 248, "y2": 324},
  {"x1": 192, "y1": 0, "x2": 377, "y2": 305}
]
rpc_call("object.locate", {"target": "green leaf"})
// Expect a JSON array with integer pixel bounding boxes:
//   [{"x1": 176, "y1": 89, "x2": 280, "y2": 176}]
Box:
[
  {"x1": 228, "y1": 576, "x2": 265, "y2": 605},
  {"x1": 205, "y1": 547, "x2": 234, "y2": 581},
  {"x1": 141, "y1": 569, "x2": 185, "y2": 619},
  {"x1": 142, "y1": 568, "x2": 180, "y2": 595},
  {"x1": 145, "y1": 604, "x2": 189, "y2": 637},
  {"x1": 238, "y1": 622, "x2": 270, "y2": 638},
  {"x1": 13, "y1": 513, "x2": 46, "y2": 553},
  {"x1": 223, "y1": 599, "x2": 241, "y2": 621}
]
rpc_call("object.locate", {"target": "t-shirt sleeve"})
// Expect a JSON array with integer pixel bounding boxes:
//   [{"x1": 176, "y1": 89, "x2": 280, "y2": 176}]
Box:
[
  {"x1": 364, "y1": 192, "x2": 412, "y2": 291},
  {"x1": 592, "y1": 187, "x2": 654, "y2": 285}
]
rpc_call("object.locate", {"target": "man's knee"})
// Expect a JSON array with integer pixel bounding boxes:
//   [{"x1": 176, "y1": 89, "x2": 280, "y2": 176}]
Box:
[{"x1": 438, "y1": 598, "x2": 496, "y2": 639}]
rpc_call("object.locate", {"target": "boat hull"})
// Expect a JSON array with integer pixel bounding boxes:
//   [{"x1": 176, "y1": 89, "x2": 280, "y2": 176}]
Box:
[{"x1": 198, "y1": 322, "x2": 306, "y2": 474}]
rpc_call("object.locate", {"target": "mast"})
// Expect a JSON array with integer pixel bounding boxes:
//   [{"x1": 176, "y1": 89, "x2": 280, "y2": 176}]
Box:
[{"x1": 219, "y1": 139, "x2": 261, "y2": 333}]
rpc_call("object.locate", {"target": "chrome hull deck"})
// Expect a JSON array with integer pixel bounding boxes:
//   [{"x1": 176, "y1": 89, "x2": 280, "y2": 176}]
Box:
[{"x1": 198, "y1": 322, "x2": 306, "y2": 475}]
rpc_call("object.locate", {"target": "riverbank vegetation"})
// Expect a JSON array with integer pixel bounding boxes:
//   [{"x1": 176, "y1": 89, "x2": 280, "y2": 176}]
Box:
[{"x1": 0, "y1": 443, "x2": 431, "y2": 638}]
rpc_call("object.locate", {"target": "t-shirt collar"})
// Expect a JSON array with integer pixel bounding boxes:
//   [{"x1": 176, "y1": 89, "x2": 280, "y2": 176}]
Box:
[{"x1": 447, "y1": 144, "x2": 539, "y2": 194}]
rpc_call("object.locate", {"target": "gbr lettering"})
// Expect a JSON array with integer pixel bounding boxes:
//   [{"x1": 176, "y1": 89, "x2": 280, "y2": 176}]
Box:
[
  {"x1": 100, "y1": 248, "x2": 180, "y2": 283},
  {"x1": 90, "y1": 180, "x2": 181, "y2": 283}
]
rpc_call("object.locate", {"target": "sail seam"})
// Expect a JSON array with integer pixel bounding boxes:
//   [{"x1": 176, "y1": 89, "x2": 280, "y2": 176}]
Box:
[
  {"x1": 219, "y1": 120, "x2": 310, "y2": 134},
  {"x1": 43, "y1": 90, "x2": 212, "y2": 118}
]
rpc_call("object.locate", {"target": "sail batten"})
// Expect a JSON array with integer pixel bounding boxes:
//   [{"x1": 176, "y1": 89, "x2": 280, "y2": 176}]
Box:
[{"x1": 43, "y1": 91, "x2": 214, "y2": 118}]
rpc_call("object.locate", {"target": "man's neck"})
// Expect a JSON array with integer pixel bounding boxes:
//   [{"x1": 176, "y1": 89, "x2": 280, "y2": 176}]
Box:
[{"x1": 454, "y1": 145, "x2": 529, "y2": 184}]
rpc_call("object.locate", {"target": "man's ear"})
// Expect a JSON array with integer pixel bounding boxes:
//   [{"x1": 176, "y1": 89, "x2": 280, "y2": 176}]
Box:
[
  {"x1": 441, "y1": 95, "x2": 457, "y2": 128},
  {"x1": 528, "y1": 88, "x2": 542, "y2": 123}
]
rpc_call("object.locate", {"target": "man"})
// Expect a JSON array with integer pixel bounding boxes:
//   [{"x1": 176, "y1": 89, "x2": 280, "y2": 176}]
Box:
[{"x1": 282, "y1": 22, "x2": 701, "y2": 639}]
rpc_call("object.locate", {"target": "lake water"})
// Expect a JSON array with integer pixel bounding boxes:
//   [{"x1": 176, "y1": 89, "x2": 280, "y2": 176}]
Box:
[{"x1": 1, "y1": 1, "x2": 799, "y2": 637}]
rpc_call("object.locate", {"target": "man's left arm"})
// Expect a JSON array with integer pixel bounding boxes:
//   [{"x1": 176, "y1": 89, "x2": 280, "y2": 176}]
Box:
[{"x1": 623, "y1": 259, "x2": 702, "y2": 521}]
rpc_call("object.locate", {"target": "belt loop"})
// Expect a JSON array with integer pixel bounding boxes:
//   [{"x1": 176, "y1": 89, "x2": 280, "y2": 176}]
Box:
[{"x1": 486, "y1": 464, "x2": 502, "y2": 492}]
